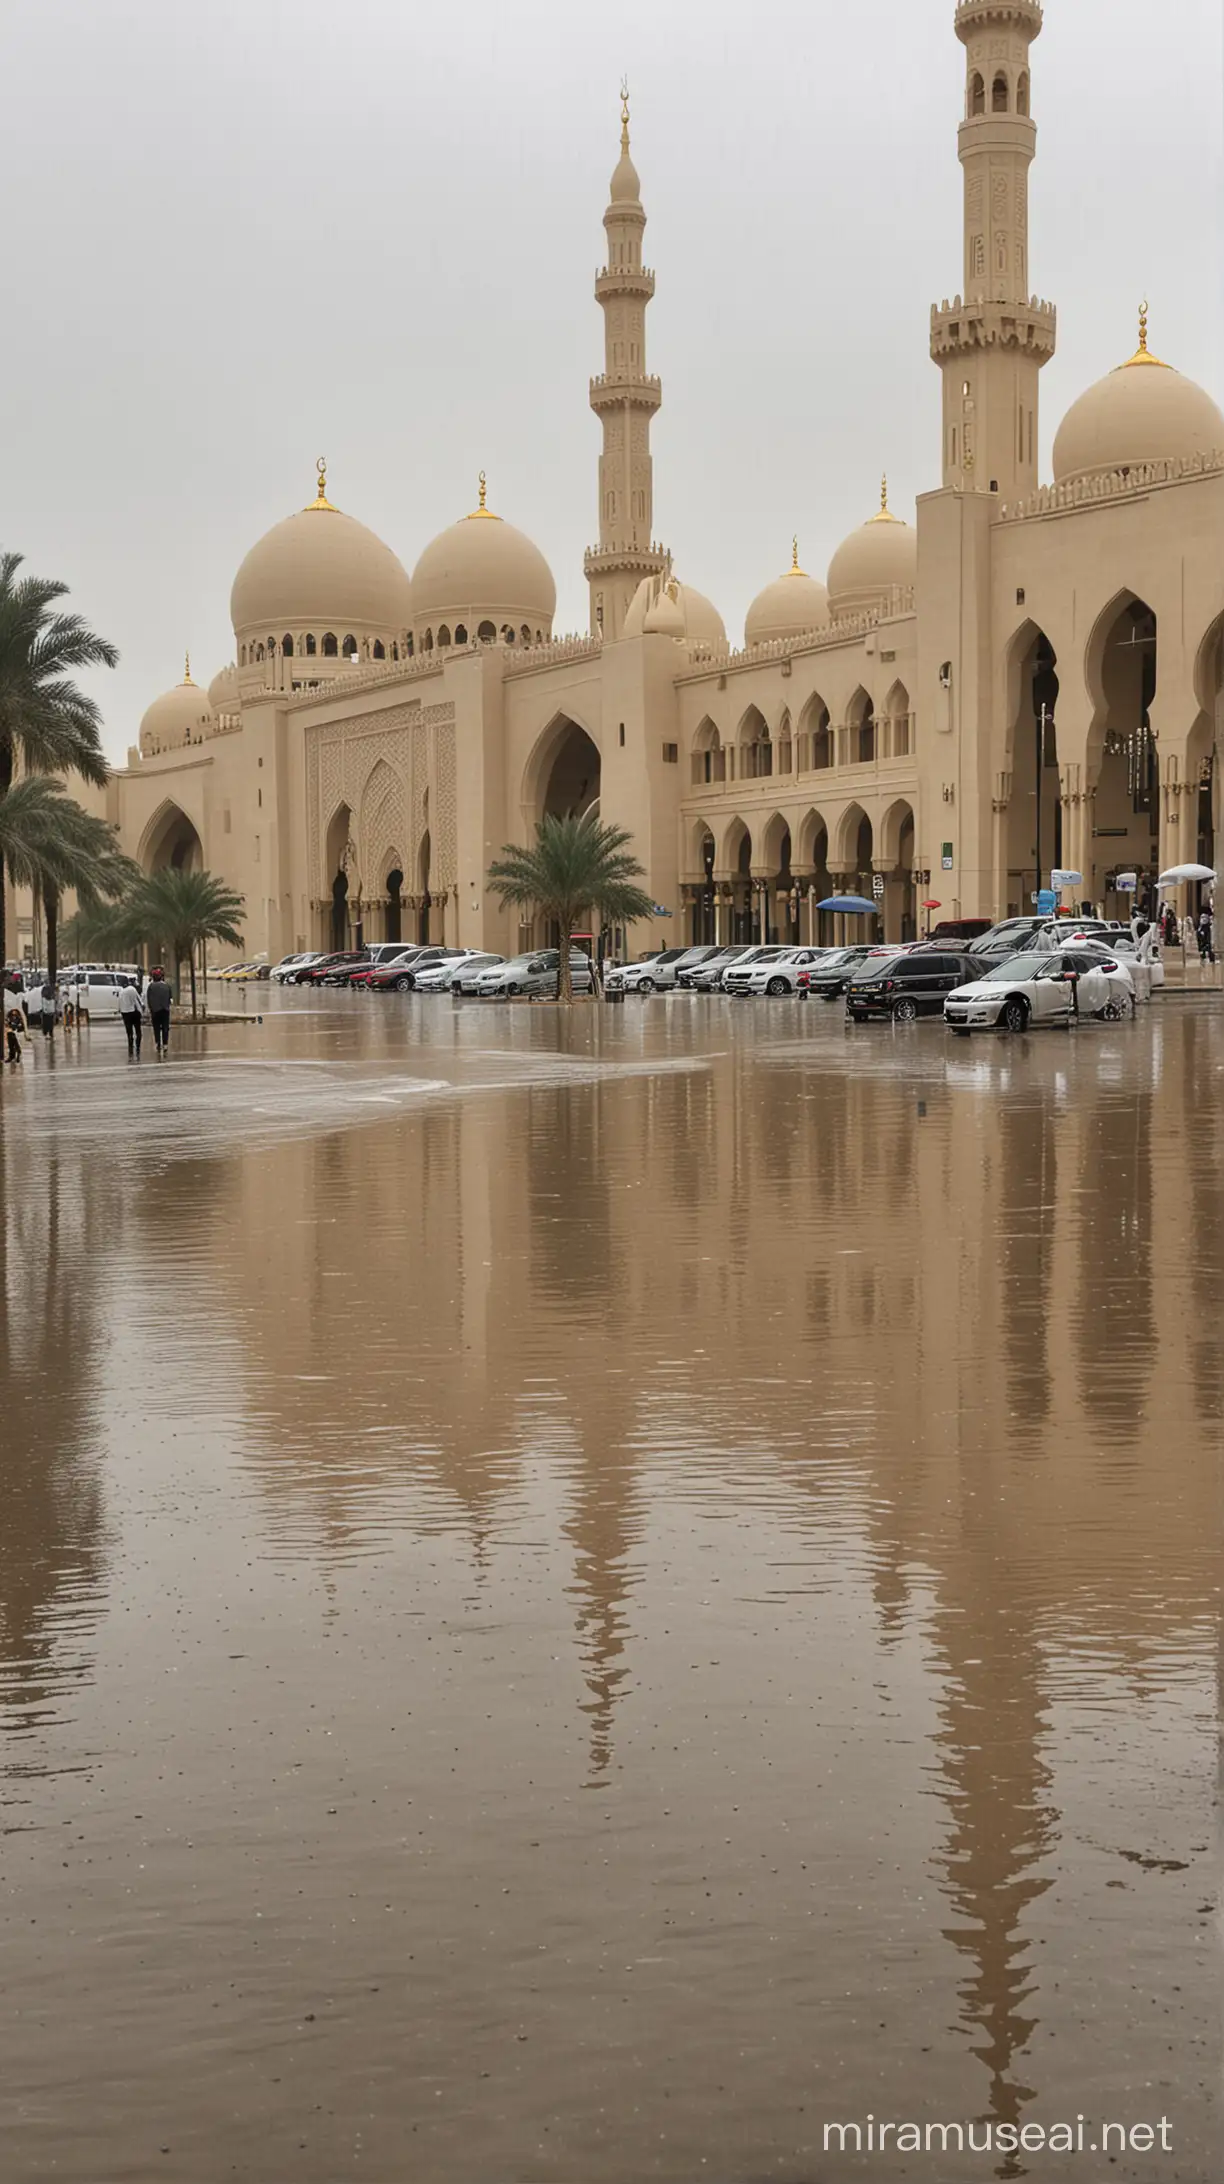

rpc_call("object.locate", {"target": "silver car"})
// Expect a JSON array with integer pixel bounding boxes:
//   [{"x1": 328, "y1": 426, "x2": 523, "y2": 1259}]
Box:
[
  {"x1": 680, "y1": 946, "x2": 753, "y2": 991},
  {"x1": 723, "y1": 947, "x2": 837, "y2": 997},
  {"x1": 417, "y1": 952, "x2": 505, "y2": 993},
  {"x1": 606, "y1": 947, "x2": 689, "y2": 994},
  {"x1": 470, "y1": 949, "x2": 595, "y2": 998}
]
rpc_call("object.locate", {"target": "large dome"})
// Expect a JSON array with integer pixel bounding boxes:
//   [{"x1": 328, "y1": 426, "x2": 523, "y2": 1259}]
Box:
[
  {"x1": 1052, "y1": 313, "x2": 1224, "y2": 486},
  {"x1": 230, "y1": 466, "x2": 413, "y2": 644},
  {"x1": 827, "y1": 481, "x2": 917, "y2": 620},
  {"x1": 745, "y1": 544, "x2": 830, "y2": 647},
  {"x1": 139, "y1": 663, "x2": 216, "y2": 756},
  {"x1": 411, "y1": 477, "x2": 556, "y2": 643},
  {"x1": 623, "y1": 572, "x2": 726, "y2": 649}
]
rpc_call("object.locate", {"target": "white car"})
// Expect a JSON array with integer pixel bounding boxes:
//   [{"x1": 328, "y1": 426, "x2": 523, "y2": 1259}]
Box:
[
  {"x1": 704, "y1": 944, "x2": 793, "y2": 993},
  {"x1": 60, "y1": 970, "x2": 134, "y2": 1020},
  {"x1": 606, "y1": 948, "x2": 690, "y2": 993},
  {"x1": 414, "y1": 952, "x2": 504, "y2": 991},
  {"x1": 270, "y1": 952, "x2": 322, "y2": 982},
  {"x1": 470, "y1": 949, "x2": 595, "y2": 998},
  {"x1": 1052, "y1": 931, "x2": 1164, "y2": 1000},
  {"x1": 677, "y1": 946, "x2": 752, "y2": 990},
  {"x1": 722, "y1": 947, "x2": 839, "y2": 997},
  {"x1": 944, "y1": 948, "x2": 1135, "y2": 1033}
]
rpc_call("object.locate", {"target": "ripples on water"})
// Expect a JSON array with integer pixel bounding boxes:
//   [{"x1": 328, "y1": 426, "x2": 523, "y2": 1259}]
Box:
[{"x1": 0, "y1": 995, "x2": 1219, "y2": 2181}]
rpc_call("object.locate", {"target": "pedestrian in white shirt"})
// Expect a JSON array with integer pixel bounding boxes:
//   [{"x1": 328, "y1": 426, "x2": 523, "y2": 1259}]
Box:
[{"x1": 118, "y1": 976, "x2": 145, "y2": 1059}]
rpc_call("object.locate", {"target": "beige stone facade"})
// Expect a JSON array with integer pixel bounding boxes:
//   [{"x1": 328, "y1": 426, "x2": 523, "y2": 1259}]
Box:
[{"x1": 19, "y1": 0, "x2": 1216, "y2": 969}]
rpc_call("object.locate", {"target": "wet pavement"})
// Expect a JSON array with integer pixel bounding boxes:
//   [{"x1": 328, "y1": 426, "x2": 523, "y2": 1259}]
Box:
[{"x1": 1, "y1": 989, "x2": 1220, "y2": 2182}]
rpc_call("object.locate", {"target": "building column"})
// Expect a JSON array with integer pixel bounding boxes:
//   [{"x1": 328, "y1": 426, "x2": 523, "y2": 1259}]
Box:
[{"x1": 828, "y1": 870, "x2": 855, "y2": 947}]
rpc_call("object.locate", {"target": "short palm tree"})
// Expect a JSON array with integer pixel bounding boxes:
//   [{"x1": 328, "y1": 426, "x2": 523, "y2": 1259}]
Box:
[
  {"x1": 127, "y1": 866, "x2": 246, "y2": 1018},
  {"x1": 0, "y1": 776, "x2": 135, "y2": 978},
  {"x1": 487, "y1": 811, "x2": 655, "y2": 1002},
  {"x1": 0, "y1": 552, "x2": 117, "y2": 961}
]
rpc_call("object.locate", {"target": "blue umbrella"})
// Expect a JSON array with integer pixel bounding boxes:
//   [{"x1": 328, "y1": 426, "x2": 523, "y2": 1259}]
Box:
[{"x1": 816, "y1": 894, "x2": 879, "y2": 915}]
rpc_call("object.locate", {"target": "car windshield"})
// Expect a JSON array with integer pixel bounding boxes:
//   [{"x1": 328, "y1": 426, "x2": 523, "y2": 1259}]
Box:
[
  {"x1": 981, "y1": 953, "x2": 1050, "y2": 981},
  {"x1": 853, "y1": 954, "x2": 906, "y2": 980}
]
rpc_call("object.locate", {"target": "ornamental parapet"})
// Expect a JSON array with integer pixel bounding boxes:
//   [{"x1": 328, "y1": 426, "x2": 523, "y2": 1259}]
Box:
[
  {"x1": 674, "y1": 594, "x2": 916, "y2": 682},
  {"x1": 931, "y1": 295, "x2": 1056, "y2": 360},
  {"x1": 595, "y1": 266, "x2": 655, "y2": 300},
  {"x1": 583, "y1": 540, "x2": 669, "y2": 580},
  {"x1": 502, "y1": 634, "x2": 605, "y2": 677},
  {"x1": 955, "y1": 0, "x2": 1042, "y2": 35},
  {"x1": 589, "y1": 372, "x2": 663, "y2": 413},
  {"x1": 998, "y1": 447, "x2": 1224, "y2": 522}
]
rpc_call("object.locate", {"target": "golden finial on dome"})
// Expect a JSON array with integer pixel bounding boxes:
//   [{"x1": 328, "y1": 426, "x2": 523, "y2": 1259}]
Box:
[
  {"x1": 869, "y1": 472, "x2": 900, "y2": 523},
  {"x1": 620, "y1": 76, "x2": 630, "y2": 151},
  {"x1": 183, "y1": 650, "x2": 193, "y2": 684},
  {"x1": 467, "y1": 469, "x2": 502, "y2": 521},
  {"x1": 307, "y1": 456, "x2": 337, "y2": 511},
  {"x1": 1123, "y1": 298, "x2": 1168, "y2": 369},
  {"x1": 786, "y1": 535, "x2": 808, "y2": 577}
]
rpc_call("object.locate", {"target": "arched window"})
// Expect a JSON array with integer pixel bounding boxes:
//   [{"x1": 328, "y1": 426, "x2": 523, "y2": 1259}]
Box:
[
  {"x1": 305, "y1": 632, "x2": 317, "y2": 656},
  {"x1": 478, "y1": 620, "x2": 496, "y2": 643},
  {"x1": 501, "y1": 625, "x2": 516, "y2": 645},
  {"x1": 322, "y1": 632, "x2": 338, "y2": 657},
  {"x1": 341, "y1": 634, "x2": 357, "y2": 658},
  {"x1": 1017, "y1": 71, "x2": 1030, "y2": 116},
  {"x1": 454, "y1": 624, "x2": 467, "y2": 646},
  {"x1": 373, "y1": 639, "x2": 385, "y2": 660},
  {"x1": 437, "y1": 625, "x2": 451, "y2": 649},
  {"x1": 239, "y1": 644, "x2": 247, "y2": 665},
  {"x1": 422, "y1": 630, "x2": 433, "y2": 653},
  {"x1": 970, "y1": 71, "x2": 985, "y2": 116},
  {"x1": 255, "y1": 643, "x2": 265, "y2": 662},
  {"x1": 992, "y1": 73, "x2": 1008, "y2": 111},
  {"x1": 520, "y1": 624, "x2": 531, "y2": 645},
  {"x1": 535, "y1": 629, "x2": 543, "y2": 644},
  {"x1": 404, "y1": 636, "x2": 413, "y2": 658},
  {"x1": 282, "y1": 634, "x2": 294, "y2": 656}
]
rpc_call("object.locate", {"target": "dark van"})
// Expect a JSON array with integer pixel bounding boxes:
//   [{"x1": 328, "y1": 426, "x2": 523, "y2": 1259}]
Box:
[
  {"x1": 847, "y1": 951, "x2": 979, "y2": 1022},
  {"x1": 929, "y1": 918, "x2": 992, "y2": 941}
]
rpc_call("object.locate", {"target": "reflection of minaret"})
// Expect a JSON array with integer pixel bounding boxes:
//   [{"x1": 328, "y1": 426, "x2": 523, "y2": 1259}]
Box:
[
  {"x1": 929, "y1": 1569, "x2": 1058, "y2": 2158},
  {"x1": 560, "y1": 1378, "x2": 643, "y2": 1786},
  {"x1": 584, "y1": 85, "x2": 668, "y2": 639}
]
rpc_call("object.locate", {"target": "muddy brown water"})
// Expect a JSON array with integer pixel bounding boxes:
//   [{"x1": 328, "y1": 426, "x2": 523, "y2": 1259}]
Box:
[{"x1": 1, "y1": 992, "x2": 1219, "y2": 2182}]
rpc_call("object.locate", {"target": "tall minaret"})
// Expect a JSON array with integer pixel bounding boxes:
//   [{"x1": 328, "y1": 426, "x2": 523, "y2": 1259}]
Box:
[
  {"x1": 931, "y1": 0, "x2": 1056, "y2": 500},
  {"x1": 584, "y1": 85, "x2": 667, "y2": 639}
]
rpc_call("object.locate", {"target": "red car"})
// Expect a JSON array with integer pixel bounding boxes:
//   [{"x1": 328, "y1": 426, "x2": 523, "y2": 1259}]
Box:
[
  {"x1": 366, "y1": 948, "x2": 464, "y2": 992},
  {"x1": 299, "y1": 951, "x2": 370, "y2": 985}
]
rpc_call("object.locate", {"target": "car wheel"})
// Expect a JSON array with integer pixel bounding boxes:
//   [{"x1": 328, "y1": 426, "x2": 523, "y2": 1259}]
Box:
[
  {"x1": 637, "y1": 977, "x2": 655, "y2": 994},
  {"x1": 394, "y1": 974, "x2": 412, "y2": 991},
  {"x1": 506, "y1": 983, "x2": 521, "y2": 998},
  {"x1": 766, "y1": 977, "x2": 789, "y2": 998},
  {"x1": 893, "y1": 996, "x2": 919, "y2": 1023},
  {"x1": 1001, "y1": 997, "x2": 1030, "y2": 1033}
]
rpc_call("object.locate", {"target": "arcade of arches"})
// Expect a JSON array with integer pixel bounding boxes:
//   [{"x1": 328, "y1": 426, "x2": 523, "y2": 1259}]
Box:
[{"x1": 684, "y1": 803, "x2": 917, "y2": 946}]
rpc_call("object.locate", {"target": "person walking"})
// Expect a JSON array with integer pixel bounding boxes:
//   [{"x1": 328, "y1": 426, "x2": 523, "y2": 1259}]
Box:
[
  {"x1": 146, "y1": 966, "x2": 173, "y2": 1057},
  {"x1": 1197, "y1": 907, "x2": 1216, "y2": 966},
  {"x1": 118, "y1": 975, "x2": 145, "y2": 1059},
  {"x1": 5, "y1": 1001, "x2": 25, "y2": 1064},
  {"x1": 39, "y1": 978, "x2": 57, "y2": 1037}
]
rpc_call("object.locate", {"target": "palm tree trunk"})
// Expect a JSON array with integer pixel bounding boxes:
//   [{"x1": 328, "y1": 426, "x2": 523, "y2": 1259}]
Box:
[
  {"x1": 45, "y1": 885, "x2": 60, "y2": 983},
  {"x1": 189, "y1": 941, "x2": 198, "y2": 1021},
  {"x1": 0, "y1": 737, "x2": 12, "y2": 967},
  {"x1": 558, "y1": 914, "x2": 573, "y2": 1004}
]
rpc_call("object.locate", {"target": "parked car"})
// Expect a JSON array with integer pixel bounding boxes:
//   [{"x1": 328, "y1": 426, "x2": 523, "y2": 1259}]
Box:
[
  {"x1": 945, "y1": 948, "x2": 1135, "y2": 1033},
  {"x1": 969, "y1": 915, "x2": 1127, "y2": 962},
  {"x1": 723, "y1": 947, "x2": 839, "y2": 997},
  {"x1": 469, "y1": 949, "x2": 595, "y2": 998},
  {"x1": 929, "y1": 918, "x2": 993, "y2": 942},
  {"x1": 59, "y1": 969, "x2": 132, "y2": 1019},
  {"x1": 414, "y1": 952, "x2": 505, "y2": 992},
  {"x1": 798, "y1": 946, "x2": 879, "y2": 999},
  {"x1": 270, "y1": 952, "x2": 322, "y2": 982},
  {"x1": 677, "y1": 946, "x2": 752, "y2": 990},
  {"x1": 367, "y1": 947, "x2": 470, "y2": 992},
  {"x1": 297, "y1": 951, "x2": 371, "y2": 985},
  {"x1": 697, "y1": 944, "x2": 793, "y2": 992},
  {"x1": 451, "y1": 955, "x2": 510, "y2": 997},
  {"x1": 605, "y1": 947, "x2": 690, "y2": 994},
  {"x1": 847, "y1": 950, "x2": 980, "y2": 1021}
]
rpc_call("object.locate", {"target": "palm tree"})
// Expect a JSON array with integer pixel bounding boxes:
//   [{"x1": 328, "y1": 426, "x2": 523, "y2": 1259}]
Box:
[
  {"x1": 0, "y1": 776, "x2": 134, "y2": 978},
  {"x1": 125, "y1": 866, "x2": 245, "y2": 1018},
  {"x1": 0, "y1": 552, "x2": 117, "y2": 961},
  {"x1": 488, "y1": 811, "x2": 655, "y2": 1002}
]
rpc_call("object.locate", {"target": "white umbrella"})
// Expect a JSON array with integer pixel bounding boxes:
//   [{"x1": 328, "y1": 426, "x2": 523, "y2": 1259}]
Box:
[{"x1": 1157, "y1": 863, "x2": 1216, "y2": 887}]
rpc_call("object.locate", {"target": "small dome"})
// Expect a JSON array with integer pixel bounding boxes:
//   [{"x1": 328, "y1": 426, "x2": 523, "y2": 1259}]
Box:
[
  {"x1": 609, "y1": 96, "x2": 640, "y2": 205},
  {"x1": 827, "y1": 480, "x2": 917, "y2": 619},
  {"x1": 1052, "y1": 311, "x2": 1224, "y2": 485},
  {"x1": 208, "y1": 662, "x2": 240, "y2": 714},
  {"x1": 623, "y1": 573, "x2": 726, "y2": 649},
  {"x1": 745, "y1": 543, "x2": 830, "y2": 647},
  {"x1": 231, "y1": 465, "x2": 413, "y2": 642},
  {"x1": 139, "y1": 663, "x2": 216, "y2": 755},
  {"x1": 411, "y1": 476, "x2": 556, "y2": 638}
]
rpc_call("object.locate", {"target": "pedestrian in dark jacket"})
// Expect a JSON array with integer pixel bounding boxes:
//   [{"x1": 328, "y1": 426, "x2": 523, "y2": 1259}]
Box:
[
  {"x1": 1197, "y1": 909, "x2": 1216, "y2": 965},
  {"x1": 146, "y1": 967, "x2": 173, "y2": 1055}
]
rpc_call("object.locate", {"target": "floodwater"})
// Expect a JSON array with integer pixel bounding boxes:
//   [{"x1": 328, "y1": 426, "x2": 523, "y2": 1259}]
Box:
[{"x1": 1, "y1": 991, "x2": 1220, "y2": 2183}]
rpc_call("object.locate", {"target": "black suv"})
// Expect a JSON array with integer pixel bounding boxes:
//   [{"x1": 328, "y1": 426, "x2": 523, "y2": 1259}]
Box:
[{"x1": 847, "y1": 950, "x2": 979, "y2": 1022}]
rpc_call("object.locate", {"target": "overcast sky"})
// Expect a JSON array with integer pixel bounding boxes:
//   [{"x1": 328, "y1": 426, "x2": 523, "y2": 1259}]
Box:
[{"x1": 4, "y1": 0, "x2": 1221, "y2": 758}]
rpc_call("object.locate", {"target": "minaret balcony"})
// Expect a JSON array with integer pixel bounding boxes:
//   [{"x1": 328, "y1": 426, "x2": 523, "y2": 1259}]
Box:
[
  {"x1": 595, "y1": 266, "x2": 656, "y2": 301},
  {"x1": 584, "y1": 541, "x2": 668, "y2": 581},
  {"x1": 954, "y1": 0, "x2": 1042, "y2": 36},
  {"x1": 931, "y1": 295, "x2": 1056, "y2": 362},
  {"x1": 589, "y1": 372, "x2": 663, "y2": 415}
]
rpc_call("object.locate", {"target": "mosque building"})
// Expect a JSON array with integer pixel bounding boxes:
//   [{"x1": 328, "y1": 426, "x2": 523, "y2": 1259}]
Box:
[{"x1": 46, "y1": 0, "x2": 1224, "y2": 960}]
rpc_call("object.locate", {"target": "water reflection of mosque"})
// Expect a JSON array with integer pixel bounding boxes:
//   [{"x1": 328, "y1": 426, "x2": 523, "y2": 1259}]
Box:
[{"x1": 5, "y1": 1013, "x2": 1219, "y2": 2140}]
